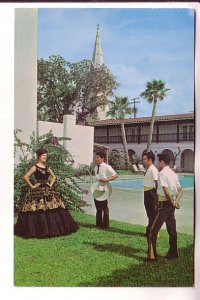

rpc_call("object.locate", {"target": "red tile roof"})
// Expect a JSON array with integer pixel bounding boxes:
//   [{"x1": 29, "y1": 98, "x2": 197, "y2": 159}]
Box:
[{"x1": 88, "y1": 113, "x2": 194, "y2": 127}]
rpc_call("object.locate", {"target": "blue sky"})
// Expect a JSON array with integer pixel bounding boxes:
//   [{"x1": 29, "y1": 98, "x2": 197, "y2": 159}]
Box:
[{"x1": 38, "y1": 8, "x2": 194, "y2": 117}]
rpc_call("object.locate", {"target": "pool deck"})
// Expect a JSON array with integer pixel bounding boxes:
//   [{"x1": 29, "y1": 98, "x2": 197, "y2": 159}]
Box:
[{"x1": 79, "y1": 174, "x2": 194, "y2": 235}]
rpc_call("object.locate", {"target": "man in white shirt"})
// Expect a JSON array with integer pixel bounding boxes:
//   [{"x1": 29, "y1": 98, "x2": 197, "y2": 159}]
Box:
[
  {"x1": 93, "y1": 151, "x2": 118, "y2": 229},
  {"x1": 148, "y1": 153, "x2": 183, "y2": 261},
  {"x1": 142, "y1": 151, "x2": 158, "y2": 243}
]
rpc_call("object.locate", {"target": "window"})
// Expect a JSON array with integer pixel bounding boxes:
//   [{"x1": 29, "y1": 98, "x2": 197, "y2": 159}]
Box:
[
  {"x1": 183, "y1": 126, "x2": 187, "y2": 140},
  {"x1": 189, "y1": 125, "x2": 194, "y2": 140}
]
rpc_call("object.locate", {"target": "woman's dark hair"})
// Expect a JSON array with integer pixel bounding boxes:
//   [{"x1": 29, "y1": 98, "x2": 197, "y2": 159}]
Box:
[
  {"x1": 36, "y1": 148, "x2": 48, "y2": 159},
  {"x1": 157, "y1": 153, "x2": 171, "y2": 165},
  {"x1": 142, "y1": 150, "x2": 155, "y2": 162},
  {"x1": 96, "y1": 151, "x2": 106, "y2": 160}
]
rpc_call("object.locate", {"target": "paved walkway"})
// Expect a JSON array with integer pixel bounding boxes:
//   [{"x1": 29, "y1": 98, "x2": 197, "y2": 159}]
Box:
[{"x1": 79, "y1": 175, "x2": 194, "y2": 234}]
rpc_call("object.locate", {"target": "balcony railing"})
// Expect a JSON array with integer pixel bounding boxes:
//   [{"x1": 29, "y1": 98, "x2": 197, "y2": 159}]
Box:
[
  {"x1": 179, "y1": 133, "x2": 194, "y2": 141},
  {"x1": 94, "y1": 133, "x2": 194, "y2": 144}
]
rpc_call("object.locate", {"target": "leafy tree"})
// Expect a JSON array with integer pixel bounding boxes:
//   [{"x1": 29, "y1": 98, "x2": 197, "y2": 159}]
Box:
[
  {"x1": 108, "y1": 150, "x2": 123, "y2": 170},
  {"x1": 140, "y1": 80, "x2": 170, "y2": 151},
  {"x1": 106, "y1": 96, "x2": 135, "y2": 167},
  {"x1": 37, "y1": 55, "x2": 76, "y2": 122},
  {"x1": 37, "y1": 55, "x2": 118, "y2": 123},
  {"x1": 14, "y1": 129, "x2": 88, "y2": 212}
]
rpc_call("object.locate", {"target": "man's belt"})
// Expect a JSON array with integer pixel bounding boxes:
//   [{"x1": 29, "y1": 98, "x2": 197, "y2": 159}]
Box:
[
  {"x1": 144, "y1": 186, "x2": 154, "y2": 191},
  {"x1": 158, "y1": 195, "x2": 166, "y2": 201}
]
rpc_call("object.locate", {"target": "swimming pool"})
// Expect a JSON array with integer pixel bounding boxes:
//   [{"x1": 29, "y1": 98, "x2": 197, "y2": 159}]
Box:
[{"x1": 111, "y1": 175, "x2": 194, "y2": 189}]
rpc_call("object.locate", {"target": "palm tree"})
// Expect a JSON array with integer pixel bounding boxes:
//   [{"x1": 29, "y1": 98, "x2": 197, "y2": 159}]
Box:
[
  {"x1": 106, "y1": 96, "x2": 135, "y2": 167},
  {"x1": 140, "y1": 80, "x2": 170, "y2": 151}
]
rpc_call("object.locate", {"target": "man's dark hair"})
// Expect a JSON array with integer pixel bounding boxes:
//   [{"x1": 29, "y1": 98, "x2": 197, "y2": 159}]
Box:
[
  {"x1": 96, "y1": 151, "x2": 106, "y2": 160},
  {"x1": 142, "y1": 150, "x2": 155, "y2": 162},
  {"x1": 157, "y1": 153, "x2": 171, "y2": 165}
]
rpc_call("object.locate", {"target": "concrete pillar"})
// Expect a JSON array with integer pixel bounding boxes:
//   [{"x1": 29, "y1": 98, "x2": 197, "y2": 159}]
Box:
[{"x1": 14, "y1": 9, "x2": 38, "y2": 159}]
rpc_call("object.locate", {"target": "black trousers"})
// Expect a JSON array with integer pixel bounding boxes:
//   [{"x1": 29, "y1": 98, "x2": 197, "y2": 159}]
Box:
[
  {"x1": 94, "y1": 199, "x2": 109, "y2": 229},
  {"x1": 144, "y1": 188, "x2": 158, "y2": 239},
  {"x1": 148, "y1": 201, "x2": 178, "y2": 260}
]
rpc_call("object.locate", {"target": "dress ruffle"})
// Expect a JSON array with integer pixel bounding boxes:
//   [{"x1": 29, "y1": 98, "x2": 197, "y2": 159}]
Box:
[{"x1": 14, "y1": 207, "x2": 79, "y2": 238}]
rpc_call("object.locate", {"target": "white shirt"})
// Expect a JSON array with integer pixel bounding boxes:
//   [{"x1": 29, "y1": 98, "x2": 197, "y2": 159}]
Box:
[
  {"x1": 143, "y1": 164, "x2": 158, "y2": 188},
  {"x1": 95, "y1": 162, "x2": 117, "y2": 180},
  {"x1": 157, "y1": 166, "x2": 181, "y2": 197}
]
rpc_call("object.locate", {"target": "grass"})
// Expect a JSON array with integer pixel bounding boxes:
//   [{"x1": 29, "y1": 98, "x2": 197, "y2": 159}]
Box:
[
  {"x1": 116, "y1": 169, "x2": 135, "y2": 175},
  {"x1": 14, "y1": 211, "x2": 194, "y2": 287}
]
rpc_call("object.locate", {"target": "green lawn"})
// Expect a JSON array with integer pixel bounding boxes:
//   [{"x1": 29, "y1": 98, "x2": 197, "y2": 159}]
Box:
[
  {"x1": 14, "y1": 211, "x2": 194, "y2": 287},
  {"x1": 116, "y1": 169, "x2": 135, "y2": 175}
]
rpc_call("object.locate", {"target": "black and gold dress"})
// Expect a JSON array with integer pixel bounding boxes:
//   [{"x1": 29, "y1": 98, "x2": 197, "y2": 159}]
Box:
[{"x1": 14, "y1": 165, "x2": 79, "y2": 238}]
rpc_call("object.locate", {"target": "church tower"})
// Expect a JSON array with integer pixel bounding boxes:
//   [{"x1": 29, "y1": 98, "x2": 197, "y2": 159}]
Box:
[{"x1": 92, "y1": 25, "x2": 109, "y2": 120}]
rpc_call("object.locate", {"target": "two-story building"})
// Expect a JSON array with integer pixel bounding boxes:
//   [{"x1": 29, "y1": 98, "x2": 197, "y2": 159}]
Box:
[{"x1": 89, "y1": 113, "x2": 194, "y2": 172}]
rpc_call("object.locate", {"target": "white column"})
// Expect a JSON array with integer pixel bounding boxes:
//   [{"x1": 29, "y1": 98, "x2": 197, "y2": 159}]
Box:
[
  {"x1": 14, "y1": 9, "x2": 38, "y2": 152},
  {"x1": 63, "y1": 114, "x2": 70, "y2": 149}
]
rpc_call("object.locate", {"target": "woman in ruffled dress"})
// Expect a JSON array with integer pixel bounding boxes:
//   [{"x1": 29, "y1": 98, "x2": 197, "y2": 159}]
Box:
[{"x1": 14, "y1": 148, "x2": 79, "y2": 238}]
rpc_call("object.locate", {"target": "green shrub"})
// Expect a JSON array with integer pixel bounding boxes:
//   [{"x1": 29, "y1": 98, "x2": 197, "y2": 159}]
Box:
[
  {"x1": 75, "y1": 163, "x2": 95, "y2": 177},
  {"x1": 14, "y1": 129, "x2": 88, "y2": 212},
  {"x1": 108, "y1": 150, "x2": 123, "y2": 169}
]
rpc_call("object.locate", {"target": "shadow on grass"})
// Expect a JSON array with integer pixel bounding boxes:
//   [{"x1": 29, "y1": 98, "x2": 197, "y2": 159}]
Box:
[
  {"x1": 84, "y1": 241, "x2": 145, "y2": 261},
  {"x1": 77, "y1": 221, "x2": 145, "y2": 237},
  {"x1": 79, "y1": 244, "x2": 194, "y2": 287}
]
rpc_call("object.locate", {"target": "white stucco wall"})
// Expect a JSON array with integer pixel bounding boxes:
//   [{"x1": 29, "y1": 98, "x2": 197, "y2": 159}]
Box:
[
  {"x1": 63, "y1": 115, "x2": 94, "y2": 167},
  {"x1": 38, "y1": 115, "x2": 94, "y2": 168},
  {"x1": 38, "y1": 121, "x2": 63, "y2": 139}
]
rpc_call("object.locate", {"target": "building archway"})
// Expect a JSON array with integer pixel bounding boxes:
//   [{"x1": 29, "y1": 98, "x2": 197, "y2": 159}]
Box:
[
  {"x1": 128, "y1": 149, "x2": 137, "y2": 165},
  {"x1": 181, "y1": 149, "x2": 194, "y2": 172}
]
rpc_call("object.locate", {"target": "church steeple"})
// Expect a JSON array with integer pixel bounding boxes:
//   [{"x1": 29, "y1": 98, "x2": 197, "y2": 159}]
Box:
[
  {"x1": 91, "y1": 24, "x2": 109, "y2": 121},
  {"x1": 92, "y1": 24, "x2": 103, "y2": 68}
]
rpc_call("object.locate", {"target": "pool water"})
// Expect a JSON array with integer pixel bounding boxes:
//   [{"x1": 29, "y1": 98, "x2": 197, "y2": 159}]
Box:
[
  {"x1": 179, "y1": 175, "x2": 194, "y2": 188},
  {"x1": 111, "y1": 175, "x2": 194, "y2": 189}
]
